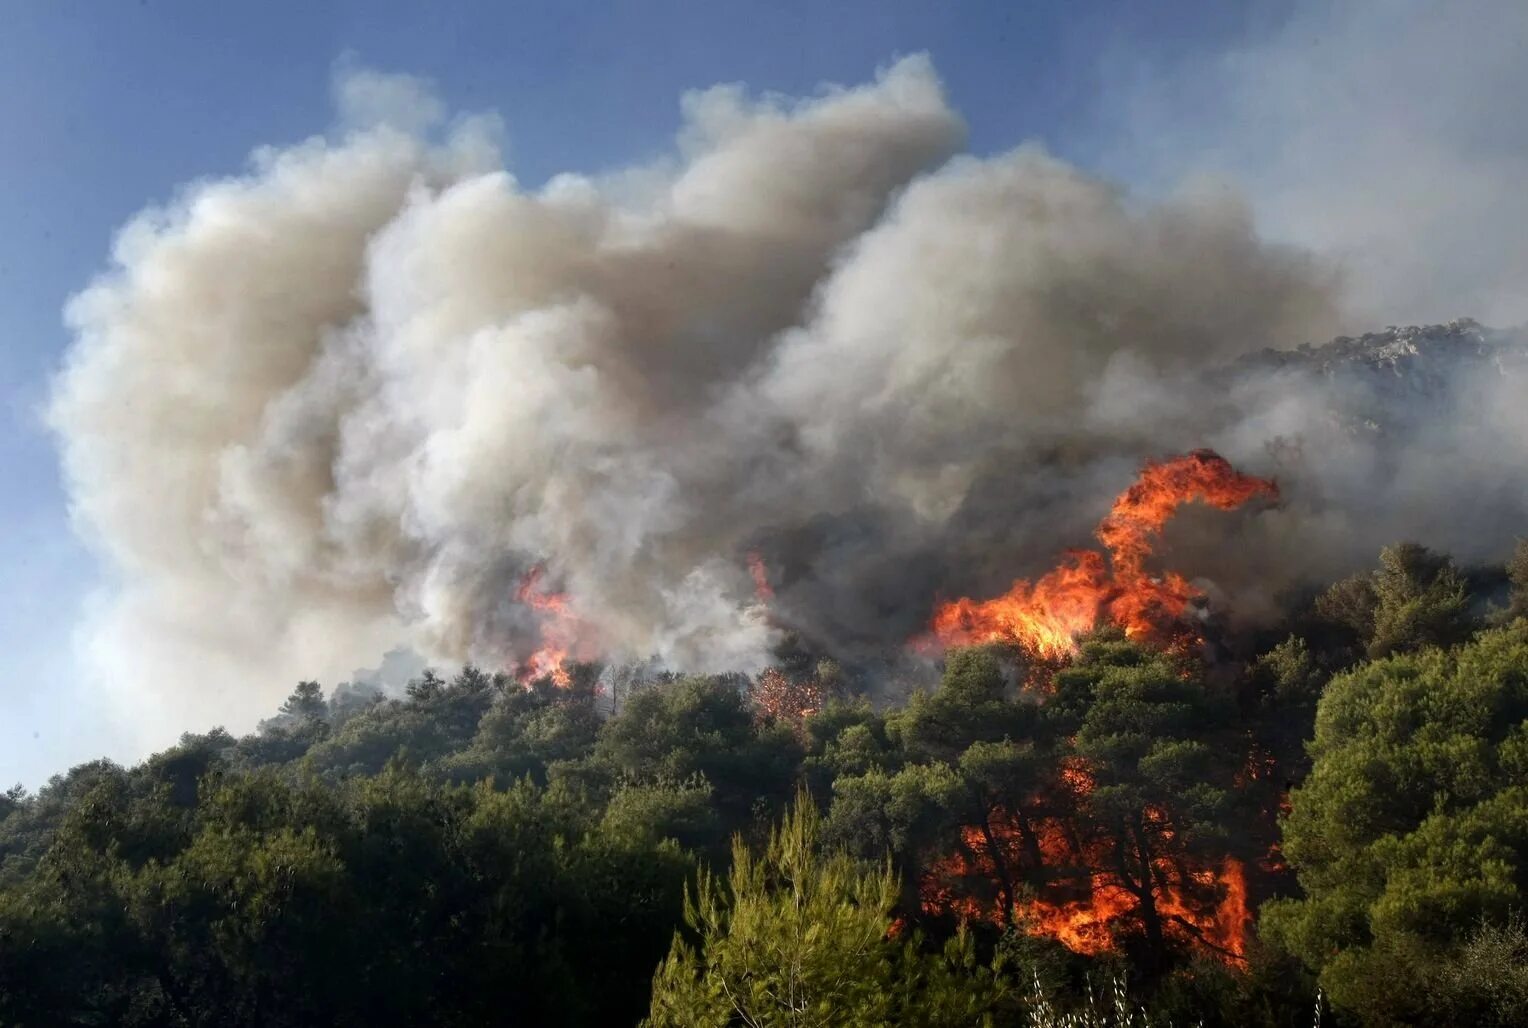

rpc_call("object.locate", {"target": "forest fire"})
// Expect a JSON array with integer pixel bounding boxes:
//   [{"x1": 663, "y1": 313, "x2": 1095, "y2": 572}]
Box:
[
  {"x1": 916, "y1": 728, "x2": 1253, "y2": 960},
  {"x1": 747, "y1": 550, "x2": 775, "y2": 603},
  {"x1": 743, "y1": 554, "x2": 825, "y2": 725},
  {"x1": 928, "y1": 451, "x2": 1277, "y2": 659},
  {"x1": 918, "y1": 806, "x2": 1251, "y2": 962},
  {"x1": 514, "y1": 567, "x2": 581, "y2": 686}
]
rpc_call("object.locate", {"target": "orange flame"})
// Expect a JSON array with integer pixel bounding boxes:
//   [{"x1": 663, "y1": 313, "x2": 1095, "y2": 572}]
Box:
[
  {"x1": 514, "y1": 566, "x2": 580, "y2": 687},
  {"x1": 917, "y1": 756, "x2": 1250, "y2": 961},
  {"x1": 747, "y1": 550, "x2": 775, "y2": 603},
  {"x1": 929, "y1": 450, "x2": 1276, "y2": 659},
  {"x1": 918, "y1": 804, "x2": 1250, "y2": 961}
]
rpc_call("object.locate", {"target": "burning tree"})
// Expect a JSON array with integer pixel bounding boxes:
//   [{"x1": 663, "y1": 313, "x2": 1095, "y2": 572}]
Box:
[
  {"x1": 1058, "y1": 638, "x2": 1250, "y2": 964},
  {"x1": 883, "y1": 451, "x2": 1274, "y2": 965},
  {"x1": 750, "y1": 667, "x2": 824, "y2": 727},
  {"x1": 514, "y1": 566, "x2": 583, "y2": 687},
  {"x1": 887, "y1": 647, "x2": 1069, "y2": 927},
  {"x1": 827, "y1": 638, "x2": 1256, "y2": 970}
]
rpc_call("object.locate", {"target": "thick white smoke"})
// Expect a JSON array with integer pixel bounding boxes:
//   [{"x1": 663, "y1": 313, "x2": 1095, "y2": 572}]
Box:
[{"x1": 57, "y1": 55, "x2": 1524, "y2": 754}]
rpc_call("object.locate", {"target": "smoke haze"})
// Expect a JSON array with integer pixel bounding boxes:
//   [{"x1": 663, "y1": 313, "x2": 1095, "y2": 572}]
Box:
[
  {"x1": 1097, "y1": 0, "x2": 1528, "y2": 329},
  {"x1": 49, "y1": 53, "x2": 1528, "y2": 752}
]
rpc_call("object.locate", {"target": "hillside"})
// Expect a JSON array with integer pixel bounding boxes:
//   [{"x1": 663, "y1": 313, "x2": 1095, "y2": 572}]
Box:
[{"x1": 3, "y1": 487, "x2": 1526, "y2": 1025}]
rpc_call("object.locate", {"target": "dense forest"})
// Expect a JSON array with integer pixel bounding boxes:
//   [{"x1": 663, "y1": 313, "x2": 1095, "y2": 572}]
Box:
[{"x1": 2, "y1": 539, "x2": 1527, "y2": 1027}]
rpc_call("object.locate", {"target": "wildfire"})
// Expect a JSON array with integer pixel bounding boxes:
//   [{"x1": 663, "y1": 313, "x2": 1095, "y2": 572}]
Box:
[
  {"x1": 1017, "y1": 856, "x2": 1250, "y2": 960},
  {"x1": 514, "y1": 566, "x2": 582, "y2": 687},
  {"x1": 929, "y1": 450, "x2": 1276, "y2": 659},
  {"x1": 917, "y1": 757, "x2": 1250, "y2": 961},
  {"x1": 747, "y1": 550, "x2": 775, "y2": 603},
  {"x1": 919, "y1": 807, "x2": 1251, "y2": 961}
]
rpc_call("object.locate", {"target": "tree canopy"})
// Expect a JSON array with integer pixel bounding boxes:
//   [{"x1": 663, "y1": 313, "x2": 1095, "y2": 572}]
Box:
[
  {"x1": 3, "y1": 541, "x2": 1527, "y2": 1026},
  {"x1": 1262, "y1": 620, "x2": 1528, "y2": 1024}
]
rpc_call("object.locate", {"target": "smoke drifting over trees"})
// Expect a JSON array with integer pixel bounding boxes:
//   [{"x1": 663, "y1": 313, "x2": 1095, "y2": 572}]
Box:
[{"x1": 48, "y1": 56, "x2": 1528, "y2": 750}]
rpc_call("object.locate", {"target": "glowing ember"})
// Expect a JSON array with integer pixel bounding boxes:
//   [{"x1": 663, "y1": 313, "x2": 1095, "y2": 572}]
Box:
[
  {"x1": 750, "y1": 666, "x2": 823, "y2": 725},
  {"x1": 928, "y1": 450, "x2": 1276, "y2": 659},
  {"x1": 514, "y1": 566, "x2": 582, "y2": 687}
]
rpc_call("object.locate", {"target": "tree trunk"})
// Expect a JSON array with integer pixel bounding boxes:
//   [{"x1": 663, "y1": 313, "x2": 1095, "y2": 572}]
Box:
[
  {"x1": 1011, "y1": 806, "x2": 1048, "y2": 886},
  {"x1": 1130, "y1": 814, "x2": 1165, "y2": 963},
  {"x1": 977, "y1": 811, "x2": 1017, "y2": 926}
]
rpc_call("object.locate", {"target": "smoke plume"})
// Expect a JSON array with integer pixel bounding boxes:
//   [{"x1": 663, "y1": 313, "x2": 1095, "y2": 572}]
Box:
[{"x1": 49, "y1": 56, "x2": 1528, "y2": 750}]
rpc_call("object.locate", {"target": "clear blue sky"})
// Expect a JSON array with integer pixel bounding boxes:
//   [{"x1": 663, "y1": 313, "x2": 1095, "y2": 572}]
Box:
[{"x1": 0, "y1": 0, "x2": 1297, "y2": 786}]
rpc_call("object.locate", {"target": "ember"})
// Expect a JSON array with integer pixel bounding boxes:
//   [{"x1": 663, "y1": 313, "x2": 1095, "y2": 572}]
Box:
[{"x1": 751, "y1": 666, "x2": 823, "y2": 726}]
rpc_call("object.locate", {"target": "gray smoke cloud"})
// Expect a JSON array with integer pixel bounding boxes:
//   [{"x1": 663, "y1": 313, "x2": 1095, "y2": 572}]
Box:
[
  {"x1": 1095, "y1": 0, "x2": 1528, "y2": 329},
  {"x1": 49, "y1": 55, "x2": 1527, "y2": 753}
]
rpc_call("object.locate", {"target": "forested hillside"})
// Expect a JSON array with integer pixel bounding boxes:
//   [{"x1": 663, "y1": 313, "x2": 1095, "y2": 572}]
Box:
[{"x1": 2, "y1": 541, "x2": 1526, "y2": 1027}]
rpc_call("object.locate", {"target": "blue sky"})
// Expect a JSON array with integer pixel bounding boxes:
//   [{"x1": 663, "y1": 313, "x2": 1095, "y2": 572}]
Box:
[{"x1": 3, "y1": 0, "x2": 1520, "y2": 787}]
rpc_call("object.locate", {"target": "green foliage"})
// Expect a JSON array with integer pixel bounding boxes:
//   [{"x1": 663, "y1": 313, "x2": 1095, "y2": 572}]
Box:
[
  {"x1": 1369, "y1": 543, "x2": 1477, "y2": 658},
  {"x1": 0, "y1": 766, "x2": 691, "y2": 1026},
  {"x1": 1315, "y1": 542, "x2": 1477, "y2": 660},
  {"x1": 644, "y1": 795, "x2": 1015, "y2": 1027},
  {"x1": 1504, "y1": 539, "x2": 1528, "y2": 624},
  {"x1": 278, "y1": 680, "x2": 327, "y2": 721},
  {"x1": 594, "y1": 673, "x2": 803, "y2": 826},
  {"x1": 889, "y1": 646, "x2": 1039, "y2": 762},
  {"x1": 301, "y1": 666, "x2": 501, "y2": 777},
  {"x1": 825, "y1": 762, "x2": 963, "y2": 862},
  {"x1": 6, "y1": 541, "x2": 1524, "y2": 1024},
  {"x1": 1066, "y1": 643, "x2": 1244, "y2": 963},
  {"x1": 1248, "y1": 635, "x2": 1329, "y2": 778},
  {"x1": 1421, "y1": 914, "x2": 1528, "y2": 1028},
  {"x1": 1073, "y1": 650, "x2": 1233, "y2": 843},
  {"x1": 0, "y1": 759, "x2": 124, "y2": 886},
  {"x1": 437, "y1": 675, "x2": 601, "y2": 786},
  {"x1": 1313, "y1": 573, "x2": 1379, "y2": 647},
  {"x1": 1261, "y1": 620, "x2": 1528, "y2": 1023},
  {"x1": 1253, "y1": 636, "x2": 1325, "y2": 711},
  {"x1": 601, "y1": 777, "x2": 723, "y2": 853},
  {"x1": 802, "y1": 699, "x2": 894, "y2": 791}
]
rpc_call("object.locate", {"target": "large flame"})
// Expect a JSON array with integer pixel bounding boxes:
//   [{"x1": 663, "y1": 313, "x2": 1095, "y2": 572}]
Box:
[
  {"x1": 916, "y1": 451, "x2": 1270, "y2": 960},
  {"x1": 514, "y1": 566, "x2": 581, "y2": 687},
  {"x1": 929, "y1": 450, "x2": 1277, "y2": 659}
]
